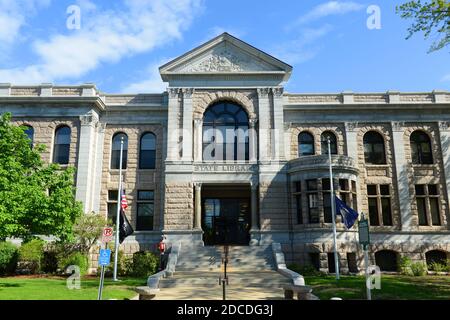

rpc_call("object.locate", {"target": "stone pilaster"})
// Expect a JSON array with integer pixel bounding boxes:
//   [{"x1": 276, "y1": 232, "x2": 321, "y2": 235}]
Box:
[
  {"x1": 250, "y1": 182, "x2": 259, "y2": 231},
  {"x1": 92, "y1": 122, "x2": 106, "y2": 213},
  {"x1": 257, "y1": 88, "x2": 270, "y2": 162},
  {"x1": 438, "y1": 121, "x2": 450, "y2": 215},
  {"x1": 194, "y1": 183, "x2": 202, "y2": 230},
  {"x1": 391, "y1": 121, "x2": 413, "y2": 231},
  {"x1": 345, "y1": 122, "x2": 362, "y2": 213},
  {"x1": 249, "y1": 118, "x2": 258, "y2": 162},
  {"x1": 182, "y1": 88, "x2": 194, "y2": 162},
  {"x1": 167, "y1": 88, "x2": 181, "y2": 161},
  {"x1": 194, "y1": 118, "x2": 203, "y2": 162},
  {"x1": 272, "y1": 87, "x2": 285, "y2": 161},
  {"x1": 76, "y1": 110, "x2": 99, "y2": 213}
]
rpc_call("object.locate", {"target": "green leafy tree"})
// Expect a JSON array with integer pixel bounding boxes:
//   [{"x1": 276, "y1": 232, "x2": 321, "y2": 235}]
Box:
[
  {"x1": 0, "y1": 112, "x2": 82, "y2": 242},
  {"x1": 396, "y1": 0, "x2": 450, "y2": 52},
  {"x1": 71, "y1": 212, "x2": 106, "y2": 254}
]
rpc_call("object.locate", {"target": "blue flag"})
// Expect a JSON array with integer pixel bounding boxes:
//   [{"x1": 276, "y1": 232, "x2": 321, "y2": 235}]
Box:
[{"x1": 335, "y1": 196, "x2": 359, "y2": 229}]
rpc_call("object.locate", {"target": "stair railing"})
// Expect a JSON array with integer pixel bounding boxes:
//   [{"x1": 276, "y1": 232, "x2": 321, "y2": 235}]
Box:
[{"x1": 219, "y1": 245, "x2": 229, "y2": 300}]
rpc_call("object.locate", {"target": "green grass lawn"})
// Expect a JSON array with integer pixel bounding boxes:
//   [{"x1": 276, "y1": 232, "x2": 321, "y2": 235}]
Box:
[
  {"x1": 0, "y1": 276, "x2": 147, "y2": 300},
  {"x1": 305, "y1": 274, "x2": 450, "y2": 300}
]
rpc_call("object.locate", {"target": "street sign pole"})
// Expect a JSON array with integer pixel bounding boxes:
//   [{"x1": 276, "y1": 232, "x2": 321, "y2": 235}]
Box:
[
  {"x1": 358, "y1": 214, "x2": 371, "y2": 301},
  {"x1": 97, "y1": 243, "x2": 106, "y2": 301},
  {"x1": 364, "y1": 244, "x2": 371, "y2": 300},
  {"x1": 98, "y1": 229, "x2": 113, "y2": 300}
]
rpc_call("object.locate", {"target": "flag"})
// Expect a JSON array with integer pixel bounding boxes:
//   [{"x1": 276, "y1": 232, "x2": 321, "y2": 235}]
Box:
[
  {"x1": 120, "y1": 188, "x2": 128, "y2": 210},
  {"x1": 119, "y1": 208, "x2": 134, "y2": 244},
  {"x1": 335, "y1": 196, "x2": 359, "y2": 229}
]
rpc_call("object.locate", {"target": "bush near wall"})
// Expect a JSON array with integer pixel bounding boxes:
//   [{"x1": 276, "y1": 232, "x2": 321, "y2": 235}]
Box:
[
  {"x1": 0, "y1": 242, "x2": 19, "y2": 275},
  {"x1": 59, "y1": 252, "x2": 89, "y2": 276},
  {"x1": 18, "y1": 239, "x2": 44, "y2": 274}
]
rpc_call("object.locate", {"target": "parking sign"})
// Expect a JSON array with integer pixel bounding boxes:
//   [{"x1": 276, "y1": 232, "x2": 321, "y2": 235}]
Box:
[
  {"x1": 102, "y1": 227, "x2": 114, "y2": 243},
  {"x1": 99, "y1": 249, "x2": 111, "y2": 266}
]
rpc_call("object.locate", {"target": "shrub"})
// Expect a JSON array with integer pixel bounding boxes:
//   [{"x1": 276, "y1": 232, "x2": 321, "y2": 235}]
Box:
[
  {"x1": 59, "y1": 252, "x2": 89, "y2": 276},
  {"x1": 128, "y1": 251, "x2": 159, "y2": 277},
  {"x1": 0, "y1": 242, "x2": 19, "y2": 275},
  {"x1": 98, "y1": 250, "x2": 129, "y2": 277},
  {"x1": 429, "y1": 261, "x2": 447, "y2": 273},
  {"x1": 399, "y1": 256, "x2": 413, "y2": 275},
  {"x1": 18, "y1": 239, "x2": 44, "y2": 274},
  {"x1": 287, "y1": 263, "x2": 325, "y2": 276},
  {"x1": 410, "y1": 261, "x2": 427, "y2": 276},
  {"x1": 42, "y1": 250, "x2": 58, "y2": 274}
]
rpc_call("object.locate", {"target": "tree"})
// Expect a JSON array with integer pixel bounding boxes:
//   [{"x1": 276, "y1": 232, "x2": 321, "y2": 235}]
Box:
[
  {"x1": 397, "y1": 0, "x2": 450, "y2": 52},
  {"x1": 71, "y1": 213, "x2": 107, "y2": 254},
  {"x1": 0, "y1": 112, "x2": 83, "y2": 242}
]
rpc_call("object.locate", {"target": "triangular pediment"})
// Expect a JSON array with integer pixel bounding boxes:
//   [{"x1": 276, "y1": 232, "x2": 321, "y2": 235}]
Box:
[{"x1": 159, "y1": 33, "x2": 292, "y2": 86}]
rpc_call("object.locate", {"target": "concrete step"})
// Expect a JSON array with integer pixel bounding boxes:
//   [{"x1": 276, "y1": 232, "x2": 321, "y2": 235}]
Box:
[{"x1": 159, "y1": 271, "x2": 291, "y2": 289}]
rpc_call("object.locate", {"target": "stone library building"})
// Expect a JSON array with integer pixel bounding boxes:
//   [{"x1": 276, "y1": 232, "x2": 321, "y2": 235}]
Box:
[{"x1": 1, "y1": 33, "x2": 449, "y2": 274}]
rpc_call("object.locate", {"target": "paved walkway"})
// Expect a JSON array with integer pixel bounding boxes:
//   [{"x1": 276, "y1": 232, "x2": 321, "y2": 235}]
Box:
[{"x1": 154, "y1": 270, "x2": 289, "y2": 300}]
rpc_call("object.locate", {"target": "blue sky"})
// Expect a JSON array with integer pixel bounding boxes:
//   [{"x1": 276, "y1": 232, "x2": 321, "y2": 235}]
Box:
[{"x1": 0, "y1": 0, "x2": 448, "y2": 93}]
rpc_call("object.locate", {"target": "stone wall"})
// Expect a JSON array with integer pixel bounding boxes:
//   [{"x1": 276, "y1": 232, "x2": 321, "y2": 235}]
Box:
[
  {"x1": 99, "y1": 124, "x2": 164, "y2": 230},
  {"x1": 403, "y1": 123, "x2": 449, "y2": 230},
  {"x1": 289, "y1": 123, "x2": 346, "y2": 160},
  {"x1": 13, "y1": 118, "x2": 79, "y2": 167},
  {"x1": 164, "y1": 182, "x2": 194, "y2": 230}
]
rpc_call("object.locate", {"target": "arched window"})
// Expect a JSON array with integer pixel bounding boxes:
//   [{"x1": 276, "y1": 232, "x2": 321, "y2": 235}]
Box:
[
  {"x1": 111, "y1": 133, "x2": 128, "y2": 169},
  {"x1": 363, "y1": 131, "x2": 386, "y2": 164},
  {"x1": 375, "y1": 250, "x2": 398, "y2": 272},
  {"x1": 24, "y1": 125, "x2": 34, "y2": 147},
  {"x1": 53, "y1": 126, "x2": 71, "y2": 164},
  {"x1": 425, "y1": 250, "x2": 448, "y2": 269},
  {"x1": 410, "y1": 131, "x2": 433, "y2": 164},
  {"x1": 139, "y1": 133, "x2": 156, "y2": 169},
  {"x1": 202, "y1": 101, "x2": 249, "y2": 161},
  {"x1": 298, "y1": 132, "x2": 314, "y2": 156},
  {"x1": 321, "y1": 131, "x2": 337, "y2": 155}
]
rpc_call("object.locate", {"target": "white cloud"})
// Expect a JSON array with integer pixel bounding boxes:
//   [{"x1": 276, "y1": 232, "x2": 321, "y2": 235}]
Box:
[
  {"x1": 441, "y1": 74, "x2": 450, "y2": 82},
  {"x1": 0, "y1": 0, "x2": 50, "y2": 44},
  {"x1": 0, "y1": 0, "x2": 204, "y2": 84},
  {"x1": 272, "y1": 24, "x2": 334, "y2": 65},
  {"x1": 286, "y1": 1, "x2": 364, "y2": 29},
  {"x1": 121, "y1": 61, "x2": 170, "y2": 93}
]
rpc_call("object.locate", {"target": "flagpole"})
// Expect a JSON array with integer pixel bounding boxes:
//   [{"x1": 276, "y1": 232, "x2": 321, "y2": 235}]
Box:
[
  {"x1": 113, "y1": 136, "x2": 124, "y2": 282},
  {"x1": 328, "y1": 137, "x2": 340, "y2": 280}
]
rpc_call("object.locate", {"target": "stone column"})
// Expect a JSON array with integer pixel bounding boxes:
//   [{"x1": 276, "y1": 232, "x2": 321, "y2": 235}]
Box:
[
  {"x1": 194, "y1": 183, "x2": 202, "y2": 230},
  {"x1": 438, "y1": 121, "x2": 450, "y2": 214},
  {"x1": 345, "y1": 122, "x2": 362, "y2": 212},
  {"x1": 76, "y1": 110, "x2": 99, "y2": 213},
  {"x1": 250, "y1": 182, "x2": 259, "y2": 231},
  {"x1": 182, "y1": 88, "x2": 194, "y2": 162},
  {"x1": 391, "y1": 121, "x2": 413, "y2": 231},
  {"x1": 92, "y1": 122, "x2": 106, "y2": 213},
  {"x1": 166, "y1": 88, "x2": 180, "y2": 161},
  {"x1": 272, "y1": 87, "x2": 285, "y2": 161},
  {"x1": 194, "y1": 118, "x2": 203, "y2": 162},
  {"x1": 249, "y1": 118, "x2": 257, "y2": 162},
  {"x1": 257, "y1": 88, "x2": 270, "y2": 162}
]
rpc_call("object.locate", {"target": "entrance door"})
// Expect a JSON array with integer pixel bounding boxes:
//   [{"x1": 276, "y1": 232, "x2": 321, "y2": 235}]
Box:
[{"x1": 202, "y1": 198, "x2": 250, "y2": 245}]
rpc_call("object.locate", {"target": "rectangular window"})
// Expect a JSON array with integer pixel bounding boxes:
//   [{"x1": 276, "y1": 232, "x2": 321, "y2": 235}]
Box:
[
  {"x1": 296, "y1": 195, "x2": 303, "y2": 224},
  {"x1": 307, "y1": 179, "x2": 319, "y2": 223},
  {"x1": 137, "y1": 190, "x2": 154, "y2": 231},
  {"x1": 368, "y1": 198, "x2": 379, "y2": 226},
  {"x1": 327, "y1": 253, "x2": 338, "y2": 273},
  {"x1": 107, "y1": 190, "x2": 124, "y2": 224},
  {"x1": 309, "y1": 253, "x2": 321, "y2": 271},
  {"x1": 367, "y1": 185, "x2": 392, "y2": 226},
  {"x1": 347, "y1": 253, "x2": 358, "y2": 273},
  {"x1": 417, "y1": 197, "x2": 428, "y2": 225},
  {"x1": 415, "y1": 184, "x2": 441, "y2": 226}
]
